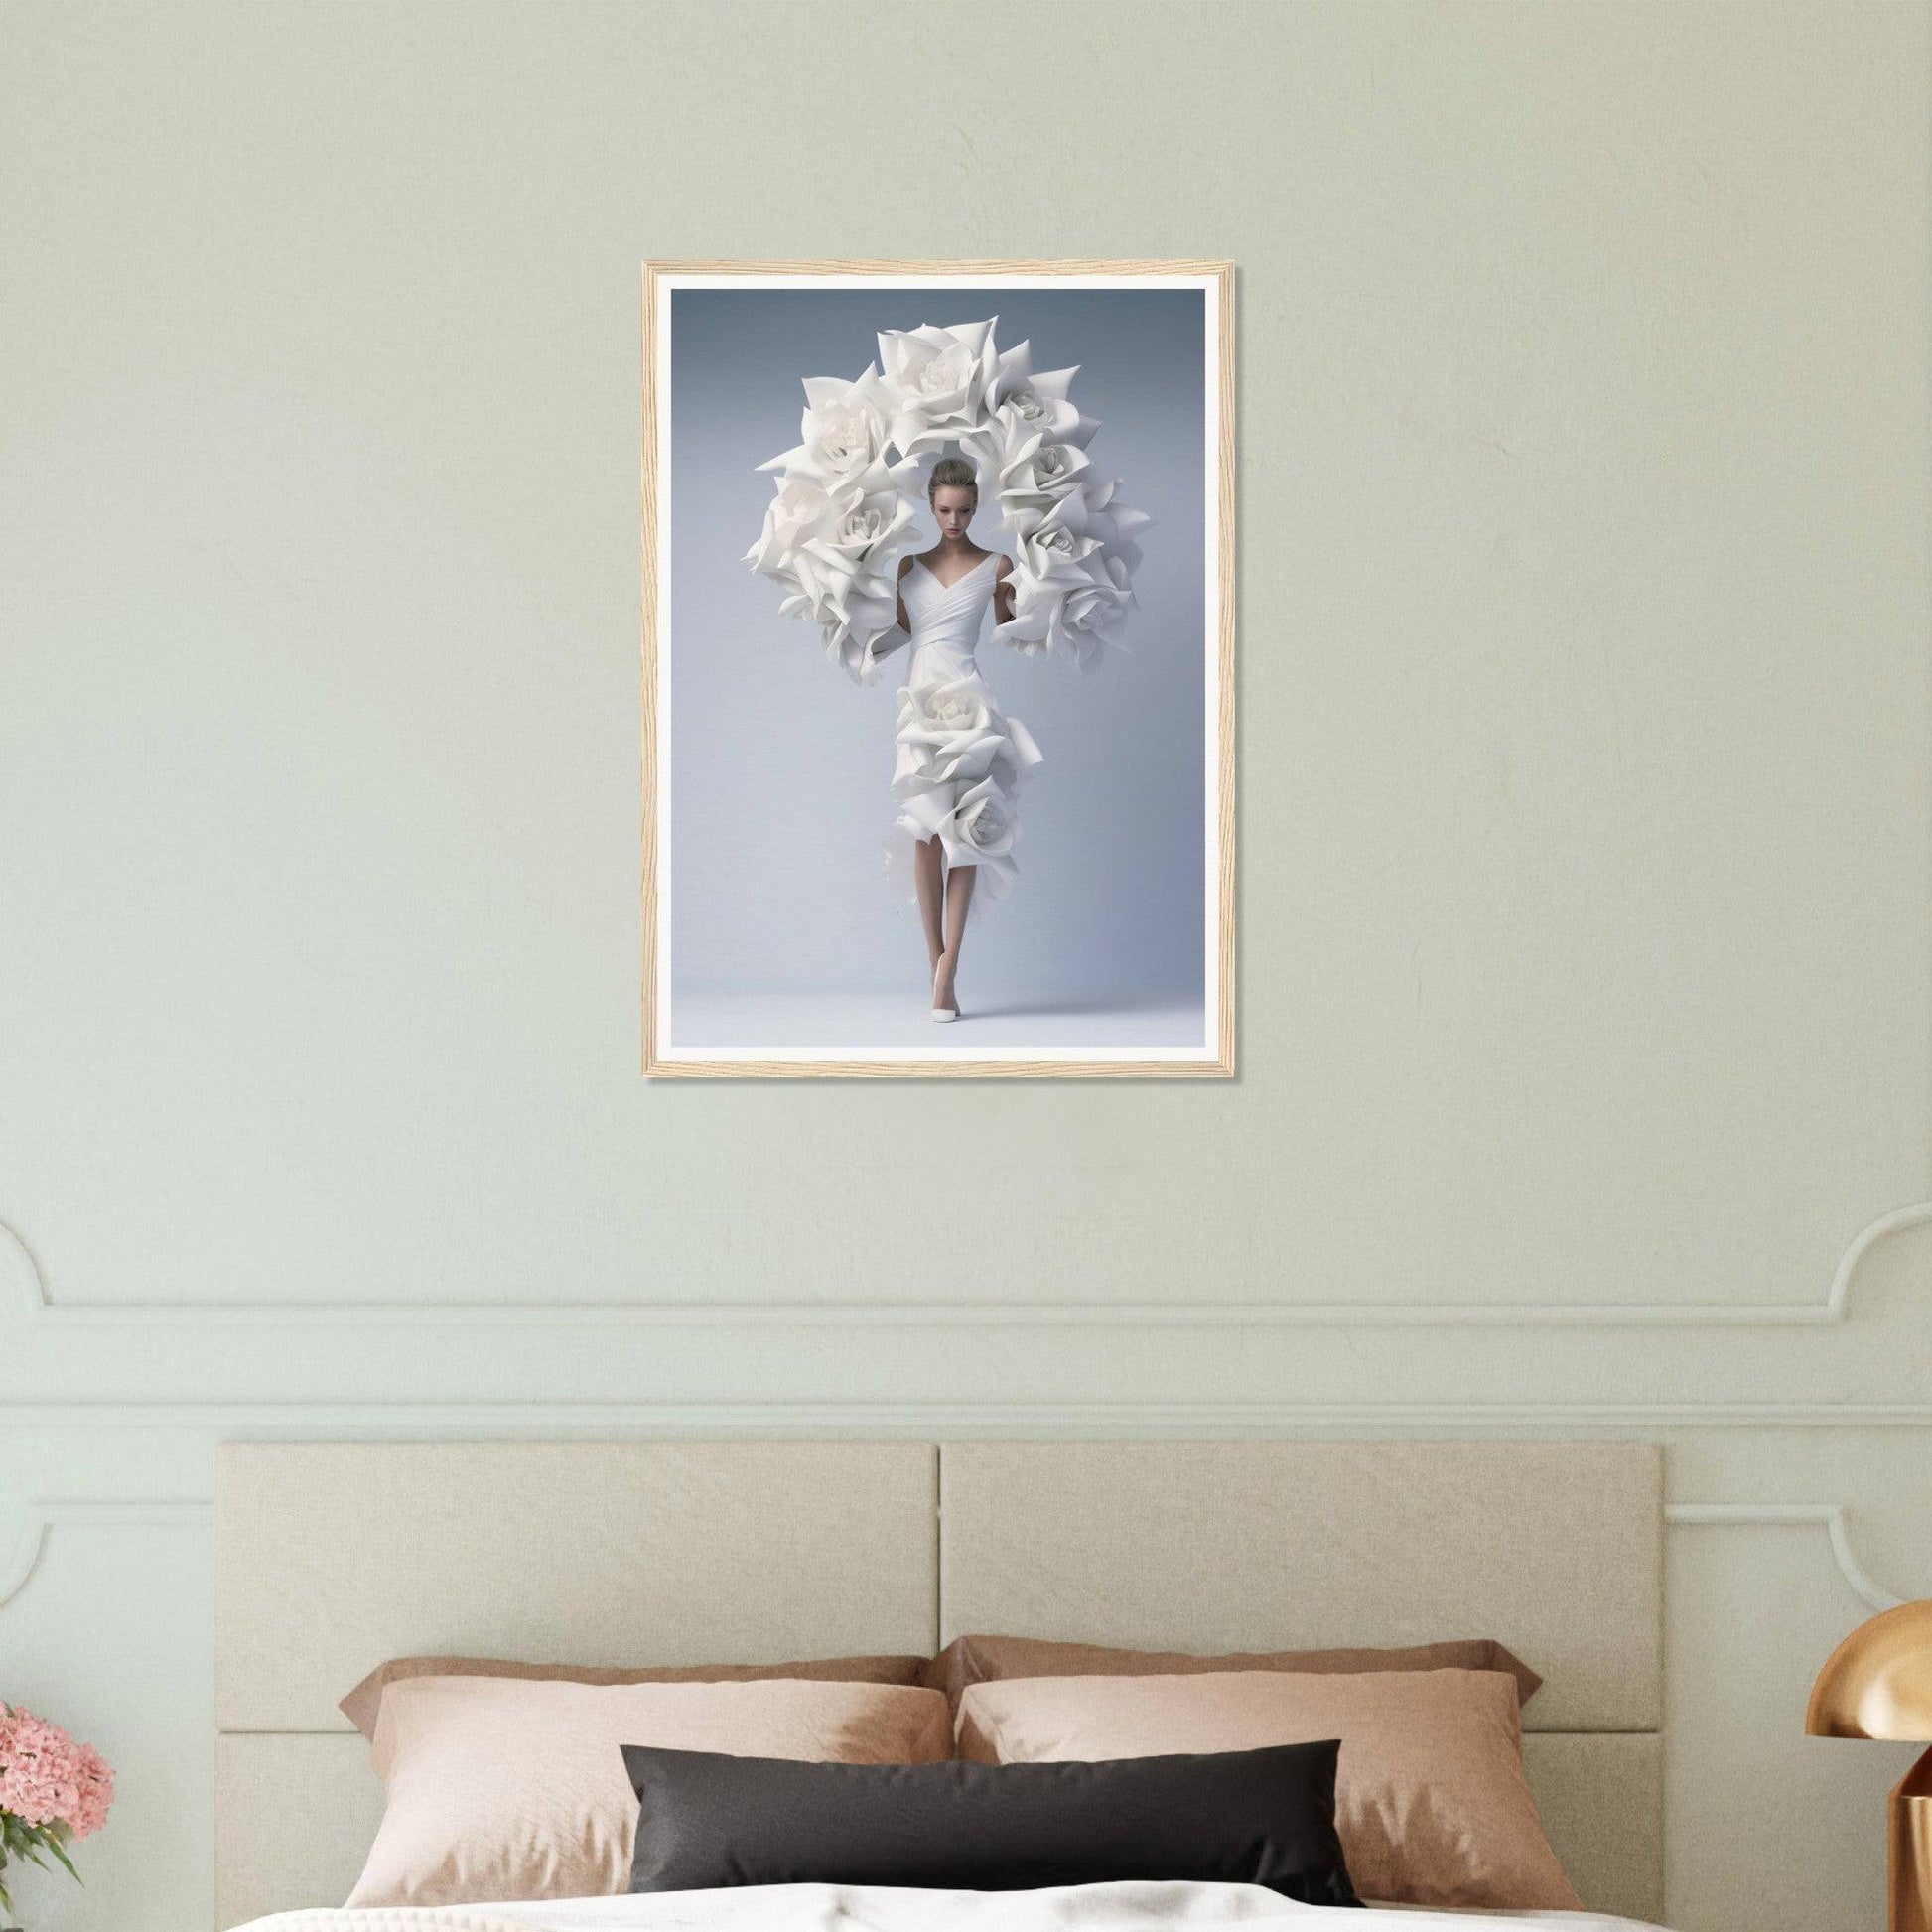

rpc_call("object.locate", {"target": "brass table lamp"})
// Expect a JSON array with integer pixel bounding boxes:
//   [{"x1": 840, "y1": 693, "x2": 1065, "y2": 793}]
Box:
[{"x1": 1807, "y1": 1600, "x2": 1932, "y2": 1932}]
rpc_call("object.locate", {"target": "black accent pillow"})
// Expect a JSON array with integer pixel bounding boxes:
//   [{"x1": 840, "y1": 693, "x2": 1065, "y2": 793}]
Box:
[{"x1": 621, "y1": 1739, "x2": 1360, "y2": 1906}]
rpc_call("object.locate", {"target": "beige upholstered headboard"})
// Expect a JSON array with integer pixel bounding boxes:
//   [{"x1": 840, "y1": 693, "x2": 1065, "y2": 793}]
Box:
[
  {"x1": 214, "y1": 1442, "x2": 942, "y2": 1926},
  {"x1": 214, "y1": 1440, "x2": 1662, "y2": 1928}
]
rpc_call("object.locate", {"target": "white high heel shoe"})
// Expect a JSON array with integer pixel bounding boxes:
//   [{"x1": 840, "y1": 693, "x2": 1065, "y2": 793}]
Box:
[{"x1": 931, "y1": 958, "x2": 959, "y2": 1023}]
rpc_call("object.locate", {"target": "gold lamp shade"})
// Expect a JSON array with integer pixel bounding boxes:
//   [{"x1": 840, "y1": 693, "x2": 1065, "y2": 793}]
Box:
[
  {"x1": 1809, "y1": 1601, "x2": 1932, "y2": 1932},
  {"x1": 1809, "y1": 1600, "x2": 1932, "y2": 1740}
]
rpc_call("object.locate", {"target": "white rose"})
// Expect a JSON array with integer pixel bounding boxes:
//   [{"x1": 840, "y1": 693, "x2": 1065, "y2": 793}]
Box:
[
  {"x1": 1081, "y1": 473, "x2": 1153, "y2": 580},
  {"x1": 984, "y1": 338, "x2": 1091, "y2": 443},
  {"x1": 877, "y1": 318, "x2": 1001, "y2": 459},
  {"x1": 836, "y1": 501, "x2": 894, "y2": 553},
  {"x1": 989, "y1": 489, "x2": 1137, "y2": 666},
  {"x1": 995, "y1": 379, "x2": 1082, "y2": 449},
  {"x1": 812, "y1": 400, "x2": 880, "y2": 469},
  {"x1": 926, "y1": 687, "x2": 977, "y2": 729},
  {"x1": 896, "y1": 772, "x2": 1027, "y2": 894},
  {"x1": 952, "y1": 775, "x2": 1018, "y2": 862},
  {"x1": 757, "y1": 365, "x2": 896, "y2": 484},
  {"x1": 890, "y1": 676, "x2": 1008, "y2": 793},
  {"x1": 981, "y1": 409, "x2": 1091, "y2": 535},
  {"x1": 744, "y1": 471, "x2": 834, "y2": 582},
  {"x1": 897, "y1": 771, "x2": 1023, "y2": 892},
  {"x1": 1062, "y1": 577, "x2": 1126, "y2": 632},
  {"x1": 745, "y1": 451, "x2": 920, "y2": 682},
  {"x1": 1016, "y1": 489, "x2": 1102, "y2": 581}
]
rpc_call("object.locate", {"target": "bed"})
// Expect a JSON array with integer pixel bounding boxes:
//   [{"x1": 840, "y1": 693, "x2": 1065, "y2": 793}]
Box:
[{"x1": 212, "y1": 1440, "x2": 1668, "y2": 1932}]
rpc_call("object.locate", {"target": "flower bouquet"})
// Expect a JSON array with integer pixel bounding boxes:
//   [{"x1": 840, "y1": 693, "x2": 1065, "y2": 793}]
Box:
[{"x1": 0, "y1": 1704, "x2": 112, "y2": 1927}]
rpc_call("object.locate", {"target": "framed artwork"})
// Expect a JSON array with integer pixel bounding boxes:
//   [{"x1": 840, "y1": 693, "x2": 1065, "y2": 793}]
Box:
[{"x1": 642, "y1": 259, "x2": 1234, "y2": 1077}]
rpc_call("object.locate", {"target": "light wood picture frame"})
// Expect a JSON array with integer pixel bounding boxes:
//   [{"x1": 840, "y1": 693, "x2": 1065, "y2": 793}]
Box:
[{"x1": 642, "y1": 259, "x2": 1235, "y2": 1077}]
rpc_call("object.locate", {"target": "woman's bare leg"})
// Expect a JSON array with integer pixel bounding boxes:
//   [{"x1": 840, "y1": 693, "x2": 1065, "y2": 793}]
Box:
[
  {"x1": 913, "y1": 836, "x2": 946, "y2": 975},
  {"x1": 932, "y1": 864, "x2": 976, "y2": 1014}
]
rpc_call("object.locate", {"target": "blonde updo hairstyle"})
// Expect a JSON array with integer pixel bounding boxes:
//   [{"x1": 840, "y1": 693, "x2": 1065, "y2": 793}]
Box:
[{"x1": 926, "y1": 455, "x2": 979, "y2": 507}]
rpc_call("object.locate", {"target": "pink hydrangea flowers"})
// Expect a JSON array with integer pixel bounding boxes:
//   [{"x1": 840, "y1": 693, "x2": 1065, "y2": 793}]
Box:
[{"x1": 0, "y1": 1703, "x2": 113, "y2": 1917}]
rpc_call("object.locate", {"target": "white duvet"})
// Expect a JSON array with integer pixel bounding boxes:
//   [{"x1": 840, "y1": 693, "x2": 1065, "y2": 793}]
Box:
[{"x1": 230, "y1": 1879, "x2": 1672, "y2": 1932}]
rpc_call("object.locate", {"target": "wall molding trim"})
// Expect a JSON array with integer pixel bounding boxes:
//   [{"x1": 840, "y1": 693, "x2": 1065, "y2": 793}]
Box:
[
  {"x1": 1665, "y1": 1502, "x2": 1903, "y2": 1612},
  {"x1": 4, "y1": 1201, "x2": 1929, "y2": 1330},
  {"x1": 1661, "y1": 1499, "x2": 1900, "y2": 1607},
  {"x1": 7, "y1": 1399, "x2": 1932, "y2": 1430},
  {"x1": 0, "y1": 1499, "x2": 210, "y2": 1610},
  {"x1": 0, "y1": 1494, "x2": 1898, "y2": 1616}
]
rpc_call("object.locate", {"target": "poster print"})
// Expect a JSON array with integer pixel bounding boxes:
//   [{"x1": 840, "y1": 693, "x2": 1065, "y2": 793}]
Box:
[{"x1": 643, "y1": 260, "x2": 1234, "y2": 1076}]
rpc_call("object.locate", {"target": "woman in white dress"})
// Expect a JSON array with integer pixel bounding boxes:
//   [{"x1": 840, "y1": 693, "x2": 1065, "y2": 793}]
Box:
[{"x1": 878, "y1": 456, "x2": 1041, "y2": 1022}]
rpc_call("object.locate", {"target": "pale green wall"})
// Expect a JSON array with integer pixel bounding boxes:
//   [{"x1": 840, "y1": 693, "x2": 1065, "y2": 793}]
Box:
[{"x1": 2, "y1": 5, "x2": 1929, "y2": 1930}]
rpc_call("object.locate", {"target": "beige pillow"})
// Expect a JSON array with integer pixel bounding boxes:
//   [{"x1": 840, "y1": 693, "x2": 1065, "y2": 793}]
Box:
[
  {"x1": 957, "y1": 1668, "x2": 1578, "y2": 1912},
  {"x1": 920, "y1": 1632, "x2": 1543, "y2": 1711},
  {"x1": 338, "y1": 1650, "x2": 926, "y2": 1740},
  {"x1": 347, "y1": 1673, "x2": 952, "y2": 1907}
]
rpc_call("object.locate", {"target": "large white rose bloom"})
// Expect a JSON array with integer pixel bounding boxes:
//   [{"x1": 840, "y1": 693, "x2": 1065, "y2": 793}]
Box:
[
  {"x1": 745, "y1": 446, "x2": 919, "y2": 681},
  {"x1": 981, "y1": 408, "x2": 1093, "y2": 535},
  {"x1": 757, "y1": 364, "x2": 897, "y2": 483},
  {"x1": 876, "y1": 318, "x2": 1003, "y2": 462},
  {"x1": 891, "y1": 674, "x2": 1044, "y2": 799}
]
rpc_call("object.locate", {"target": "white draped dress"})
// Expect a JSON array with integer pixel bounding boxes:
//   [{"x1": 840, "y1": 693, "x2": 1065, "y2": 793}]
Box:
[{"x1": 888, "y1": 554, "x2": 1042, "y2": 900}]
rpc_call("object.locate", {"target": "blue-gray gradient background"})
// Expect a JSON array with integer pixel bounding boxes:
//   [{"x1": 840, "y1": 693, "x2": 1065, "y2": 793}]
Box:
[{"x1": 668, "y1": 286, "x2": 1206, "y2": 1047}]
